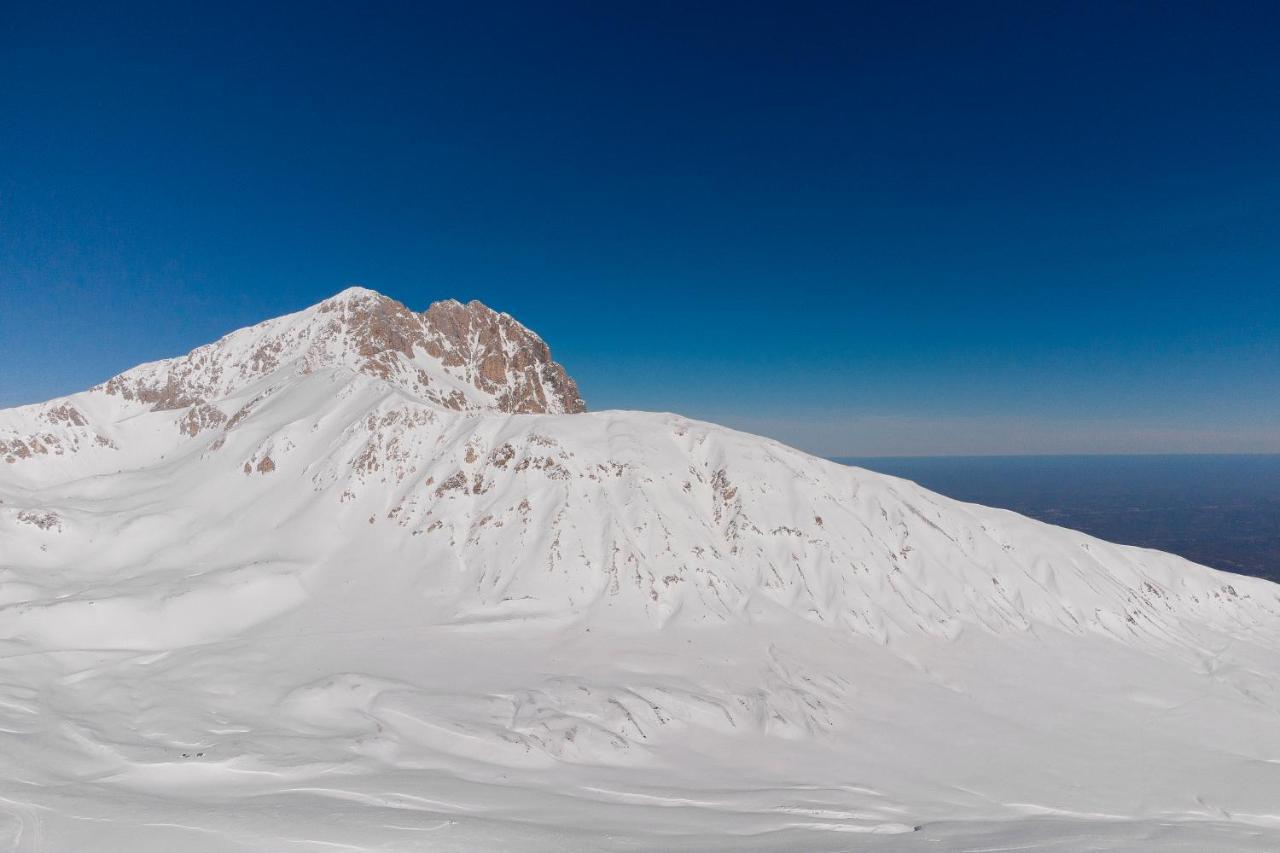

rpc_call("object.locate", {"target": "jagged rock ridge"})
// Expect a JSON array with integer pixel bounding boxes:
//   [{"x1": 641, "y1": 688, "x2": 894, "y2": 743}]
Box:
[
  {"x1": 95, "y1": 286, "x2": 586, "y2": 416},
  {"x1": 1, "y1": 287, "x2": 584, "y2": 466}
]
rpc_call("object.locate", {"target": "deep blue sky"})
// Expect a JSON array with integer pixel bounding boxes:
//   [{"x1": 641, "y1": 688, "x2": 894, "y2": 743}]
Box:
[{"x1": 2, "y1": 2, "x2": 1277, "y2": 455}]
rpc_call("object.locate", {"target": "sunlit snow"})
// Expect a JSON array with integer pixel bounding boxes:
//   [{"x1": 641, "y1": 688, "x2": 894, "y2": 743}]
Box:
[{"x1": 2, "y1": 291, "x2": 1278, "y2": 851}]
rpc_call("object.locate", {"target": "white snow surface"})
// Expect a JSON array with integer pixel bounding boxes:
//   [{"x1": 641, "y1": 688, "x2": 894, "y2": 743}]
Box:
[{"x1": 1, "y1": 290, "x2": 1279, "y2": 851}]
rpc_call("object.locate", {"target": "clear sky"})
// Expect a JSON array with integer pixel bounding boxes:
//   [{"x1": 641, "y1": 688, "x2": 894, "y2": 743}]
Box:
[{"x1": 2, "y1": 2, "x2": 1277, "y2": 456}]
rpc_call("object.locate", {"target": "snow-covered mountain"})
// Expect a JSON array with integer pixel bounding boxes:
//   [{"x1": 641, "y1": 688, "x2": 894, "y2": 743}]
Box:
[{"x1": 2, "y1": 289, "x2": 1278, "y2": 852}]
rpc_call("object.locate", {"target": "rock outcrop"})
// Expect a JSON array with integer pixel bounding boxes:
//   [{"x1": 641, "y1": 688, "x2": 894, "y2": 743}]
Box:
[{"x1": 95, "y1": 287, "x2": 586, "y2": 416}]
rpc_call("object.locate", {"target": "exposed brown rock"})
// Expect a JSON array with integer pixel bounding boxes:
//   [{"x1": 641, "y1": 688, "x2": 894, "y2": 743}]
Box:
[
  {"x1": 1, "y1": 434, "x2": 64, "y2": 463},
  {"x1": 421, "y1": 298, "x2": 586, "y2": 414},
  {"x1": 44, "y1": 404, "x2": 88, "y2": 427},
  {"x1": 225, "y1": 397, "x2": 261, "y2": 431},
  {"x1": 96, "y1": 288, "x2": 585, "y2": 416},
  {"x1": 103, "y1": 374, "x2": 204, "y2": 411},
  {"x1": 434, "y1": 470, "x2": 467, "y2": 496},
  {"x1": 179, "y1": 403, "x2": 228, "y2": 436}
]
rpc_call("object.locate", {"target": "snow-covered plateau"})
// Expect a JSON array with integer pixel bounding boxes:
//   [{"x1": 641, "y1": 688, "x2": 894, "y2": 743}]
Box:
[{"x1": 1, "y1": 288, "x2": 1278, "y2": 851}]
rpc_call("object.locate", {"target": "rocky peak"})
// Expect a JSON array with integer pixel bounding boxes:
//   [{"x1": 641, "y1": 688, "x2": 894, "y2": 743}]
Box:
[
  {"x1": 420, "y1": 298, "x2": 586, "y2": 416},
  {"x1": 96, "y1": 288, "x2": 587, "y2": 415},
  {"x1": 314, "y1": 288, "x2": 428, "y2": 378}
]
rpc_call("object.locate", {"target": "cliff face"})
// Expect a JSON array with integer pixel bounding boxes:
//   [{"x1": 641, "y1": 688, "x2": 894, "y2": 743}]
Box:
[{"x1": 420, "y1": 297, "x2": 586, "y2": 416}]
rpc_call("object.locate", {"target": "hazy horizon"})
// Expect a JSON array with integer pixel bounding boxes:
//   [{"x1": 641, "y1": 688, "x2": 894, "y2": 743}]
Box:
[{"x1": 840, "y1": 453, "x2": 1280, "y2": 584}]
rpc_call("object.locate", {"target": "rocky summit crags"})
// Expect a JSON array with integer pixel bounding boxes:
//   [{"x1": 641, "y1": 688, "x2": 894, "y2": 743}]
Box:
[{"x1": 97, "y1": 287, "x2": 585, "y2": 415}]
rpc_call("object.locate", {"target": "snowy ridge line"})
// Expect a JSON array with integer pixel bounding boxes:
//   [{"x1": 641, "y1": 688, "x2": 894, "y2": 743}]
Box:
[{"x1": 1, "y1": 288, "x2": 1278, "y2": 851}]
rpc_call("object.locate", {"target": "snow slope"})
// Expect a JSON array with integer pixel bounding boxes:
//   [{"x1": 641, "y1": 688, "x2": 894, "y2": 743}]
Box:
[{"x1": 1, "y1": 289, "x2": 1278, "y2": 852}]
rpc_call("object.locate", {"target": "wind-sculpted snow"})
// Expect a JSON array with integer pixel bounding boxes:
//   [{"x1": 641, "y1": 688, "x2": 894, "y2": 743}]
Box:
[{"x1": 1, "y1": 290, "x2": 1279, "y2": 851}]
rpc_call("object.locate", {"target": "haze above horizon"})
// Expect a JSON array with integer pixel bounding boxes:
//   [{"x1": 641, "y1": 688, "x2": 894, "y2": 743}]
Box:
[{"x1": 2, "y1": 3, "x2": 1277, "y2": 456}]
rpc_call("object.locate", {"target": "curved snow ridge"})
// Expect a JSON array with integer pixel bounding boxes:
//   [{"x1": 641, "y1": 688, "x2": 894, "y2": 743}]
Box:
[
  {"x1": 270, "y1": 660, "x2": 850, "y2": 771},
  {"x1": 0, "y1": 563, "x2": 308, "y2": 650},
  {"x1": 273, "y1": 403, "x2": 1280, "y2": 646}
]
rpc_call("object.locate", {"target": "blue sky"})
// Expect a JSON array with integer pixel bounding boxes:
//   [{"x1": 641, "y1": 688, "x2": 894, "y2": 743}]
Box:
[{"x1": 2, "y1": 2, "x2": 1277, "y2": 455}]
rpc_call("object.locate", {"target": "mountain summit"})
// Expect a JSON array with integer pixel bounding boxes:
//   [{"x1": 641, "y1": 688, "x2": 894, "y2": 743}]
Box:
[
  {"x1": 99, "y1": 286, "x2": 585, "y2": 416},
  {"x1": 1, "y1": 291, "x2": 1278, "y2": 851},
  {"x1": 1, "y1": 288, "x2": 583, "y2": 469}
]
